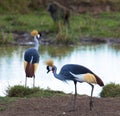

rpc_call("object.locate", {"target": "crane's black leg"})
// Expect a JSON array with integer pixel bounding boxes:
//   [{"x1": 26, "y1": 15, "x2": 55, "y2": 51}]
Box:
[
  {"x1": 73, "y1": 81, "x2": 77, "y2": 111},
  {"x1": 88, "y1": 83, "x2": 94, "y2": 110}
]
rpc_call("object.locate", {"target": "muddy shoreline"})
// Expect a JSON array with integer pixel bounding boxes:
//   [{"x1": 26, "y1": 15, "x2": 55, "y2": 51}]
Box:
[{"x1": 11, "y1": 32, "x2": 120, "y2": 45}]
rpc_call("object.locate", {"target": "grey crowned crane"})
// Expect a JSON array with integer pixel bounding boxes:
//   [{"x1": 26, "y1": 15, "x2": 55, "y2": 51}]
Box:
[
  {"x1": 24, "y1": 30, "x2": 41, "y2": 87},
  {"x1": 46, "y1": 60, "x2": 104, "y2": 111}
]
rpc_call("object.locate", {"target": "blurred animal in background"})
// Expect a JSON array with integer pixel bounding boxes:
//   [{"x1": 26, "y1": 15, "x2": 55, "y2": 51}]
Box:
[
  {"x1": 48, "y1": 1, "x2": 70, "y2": 26},
  {"x1": 46, "y1": 60, "x2": 104, "y2": 111},
  {"x1": 24, "y1": 30, "x2": 41, "y2": 87}
]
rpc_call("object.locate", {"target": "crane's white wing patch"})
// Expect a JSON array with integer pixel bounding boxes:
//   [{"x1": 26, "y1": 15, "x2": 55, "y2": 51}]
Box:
[
  {"x1": 70, "y1": 72, "x2": 85, "y2": 82},
  {"x1": 70, "y1": 72, "x2": 97, "y2": 83}
]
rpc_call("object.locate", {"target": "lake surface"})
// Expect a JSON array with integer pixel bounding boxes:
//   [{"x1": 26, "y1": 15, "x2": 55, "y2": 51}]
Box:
[{"x1": 0, "y1": 43, "x2": 120, "y2": 97}]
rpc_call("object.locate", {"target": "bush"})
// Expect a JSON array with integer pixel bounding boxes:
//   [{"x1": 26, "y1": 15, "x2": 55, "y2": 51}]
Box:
[
  {"x1": 0, "y1": 0, "x2": 31, "y2": 14},
  {"x1": 0, "y1": 0, "x2": 47, "y2": 14},
  {"x1": 6, "y1": 85, "x2": 40, "y2": 97},
  {"x1": 0, "y1": 31, "x2": 13, "y2": 44},
  {"x1": 5, "y1": 85, "x2": 65, "y2": 97},
  {"x1": 100, "y1": 83, "x2": 120, "y2": 97},
  {"x1": 55, "y1": 21, "x2": 78, "y2": 44}
]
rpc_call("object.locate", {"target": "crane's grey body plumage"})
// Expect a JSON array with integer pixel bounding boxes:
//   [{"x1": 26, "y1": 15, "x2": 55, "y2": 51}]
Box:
[
  {"x1": 46, "y1": 63, "x2": 104, "y2": 111},
  {"x1": 53, "y1": 64, "x2": 94, "y2": 82},
  {"x1": 24, "y1": 33, "x2": 41, "y2": 87},
  {"x1": 24, "y1": 48, "x2": 39, "y2": 63},
  {"x1": 24, "y1": 36, "x2": 40, "y2": 64}
]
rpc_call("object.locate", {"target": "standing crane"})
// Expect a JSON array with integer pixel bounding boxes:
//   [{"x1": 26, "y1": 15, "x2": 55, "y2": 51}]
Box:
[
  {"x1": 24, "y1": 30, "x2": 41, "y2": 87},
  {"x1": 46, "y1": 60, "x2": 104, "y2": 111}
]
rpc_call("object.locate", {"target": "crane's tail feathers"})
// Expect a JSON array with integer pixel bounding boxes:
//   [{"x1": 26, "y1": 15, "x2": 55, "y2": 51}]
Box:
[
  {"x1": 94, "y1": 74, "x2": 104, "y2": 86},
  {"x1": 84, "y1": 73, "x2": 104, "y2": 86},
  {"x1": 25, "y1": 62, "x2": 34, "y2": 77},
  {"x1": 24, "y1": 61, "x2": 38, "y2": 77}
]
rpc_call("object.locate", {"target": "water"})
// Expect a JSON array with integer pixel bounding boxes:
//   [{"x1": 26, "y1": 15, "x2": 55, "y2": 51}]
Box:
[{"x1": 0, "y1": 43, "x2": 120, "y2": 97}]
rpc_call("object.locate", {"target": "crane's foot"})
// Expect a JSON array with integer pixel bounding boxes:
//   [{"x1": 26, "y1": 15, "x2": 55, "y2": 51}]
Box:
[{"x1": 89, "y1": 100, "x2": 94, "y2": 111}]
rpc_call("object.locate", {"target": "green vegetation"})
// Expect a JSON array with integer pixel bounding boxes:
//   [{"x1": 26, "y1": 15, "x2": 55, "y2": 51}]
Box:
[
  {"x1": 1, "y1": 11, "x2": 120, "y2": 44},
  {"x1": 0, "y1": 97, "x2": 17, "y2": 111},
  {"x1": 100, "y1": 83, "x2": 120, "y2": 97},
  {"x1": 5, "y1": 85, "x2": 65, "y2": 97},
  {"x1": 0, "y1": 0, "x2": 120, "y2": 44},
  {"x1": 0, "y1": 31, "x2": 13, "y2": 44}
]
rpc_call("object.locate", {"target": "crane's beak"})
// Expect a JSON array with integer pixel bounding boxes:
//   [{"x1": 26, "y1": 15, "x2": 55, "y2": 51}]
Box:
[{"x1": 46, "y1": 66, "x2": 50, "y2": 73}]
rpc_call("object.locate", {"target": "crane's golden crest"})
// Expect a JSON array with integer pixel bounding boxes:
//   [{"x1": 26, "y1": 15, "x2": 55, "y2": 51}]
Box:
[
  {"x1": 31, "y1": 30, "x2": 38, "y2": 36},
  {"x1": 45, "y1": 60, "x2": 54, "y2": 66}
]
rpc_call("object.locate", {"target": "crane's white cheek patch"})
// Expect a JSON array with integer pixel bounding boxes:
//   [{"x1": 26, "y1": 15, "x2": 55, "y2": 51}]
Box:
[
  {"x1": 49, "y1": 66, "x2": 52, "y2": 71},
  {"x1": 70, "y1": 72, "x2": 97, "y2": 84}
]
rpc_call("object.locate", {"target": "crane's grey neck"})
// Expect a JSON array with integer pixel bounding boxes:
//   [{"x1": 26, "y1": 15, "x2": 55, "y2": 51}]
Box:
[
  {"x1": 53, "y1": 66, "x2": 66, "y2": 82},
  {"x1": 34, "y1": 36, "x2": 39, "y2": 50},
  {"x1": 53, "y1": 66, "x2": 58, "y2": 77}
]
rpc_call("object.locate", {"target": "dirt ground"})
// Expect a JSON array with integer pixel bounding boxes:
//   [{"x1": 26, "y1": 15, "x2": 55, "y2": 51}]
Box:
[{"x1": 0, "y1": 95, "x2": 120, "y2": 116}]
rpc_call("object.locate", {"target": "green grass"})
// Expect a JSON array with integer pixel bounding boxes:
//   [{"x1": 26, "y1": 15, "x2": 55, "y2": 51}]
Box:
[
  {"x1": 100, "y1": 83, "x2": 120, "y2": 97},
  {"x1": 0, "y1": 11, "x2": 53, "y2": 32},
  {"x1": 0, "y1": 97, "x2": 17, "y2": 111},
  {"x1": 5, "y1": 85, "x2": 65, "y2": 98},
  {"x1": 1, "y1": 9, "x2": 120, "y2": 44},
  {"x1": 71, "y1": 12, "x2": 120, "y2": 39}
]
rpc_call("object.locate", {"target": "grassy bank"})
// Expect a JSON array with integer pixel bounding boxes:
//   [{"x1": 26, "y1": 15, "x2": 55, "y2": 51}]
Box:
[
  {"x1": 0, "y1": 9, "x2": 120, "y2": 44},
  {"x1": 0, "y1": 85, "x2": 66, "y2": 111}
]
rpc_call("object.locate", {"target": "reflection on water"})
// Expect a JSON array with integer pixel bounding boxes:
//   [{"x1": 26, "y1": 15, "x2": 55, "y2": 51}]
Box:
[{"x1": 0, "y1": 43, "x2": 120, "y2": 97}]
